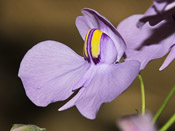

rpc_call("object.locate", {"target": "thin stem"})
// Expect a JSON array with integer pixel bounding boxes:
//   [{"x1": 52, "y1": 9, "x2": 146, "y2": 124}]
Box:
[
  {"x1": 153, "y1": 86, "x2": 175, "y2": 124},
  {"x1": 160, "y1": 114, "x2": 175, "y2": 131},
  {"x1": 138, "y1": 74, "x2": 145, "y2": 115}
]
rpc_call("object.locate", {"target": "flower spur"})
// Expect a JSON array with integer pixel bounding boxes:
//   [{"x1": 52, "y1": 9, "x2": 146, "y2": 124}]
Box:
[{"x1": 18, "y1": 8, "x2": 140, "y2": 119}]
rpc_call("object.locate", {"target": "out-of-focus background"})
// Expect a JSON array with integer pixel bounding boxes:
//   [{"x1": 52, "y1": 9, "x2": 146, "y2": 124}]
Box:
[{"x1": 0, "y1": 0, "x2": 175, "y2": 130}]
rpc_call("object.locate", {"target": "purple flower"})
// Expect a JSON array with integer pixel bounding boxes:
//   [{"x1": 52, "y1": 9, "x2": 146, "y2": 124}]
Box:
[
  {"x1": 137, "y1": 0, "x2": 175, "y2": 27},
  {"x1": 117, "y1": 114, "x2": 157, "y2": 131},
  {"x1": 18, "y1": 8, "x2": 140, "y2": 119},
  {"x1": 117, "y1": 1, "x2": 175, "y2": 70}
]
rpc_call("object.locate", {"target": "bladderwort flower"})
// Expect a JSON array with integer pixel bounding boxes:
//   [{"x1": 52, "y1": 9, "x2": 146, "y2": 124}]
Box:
[
  {"x1": 18, "y1": 8, "x2": 140, "y2": 119},
  {"x1": 117, "y1": 0, "x2": 175, "y2": 70}
]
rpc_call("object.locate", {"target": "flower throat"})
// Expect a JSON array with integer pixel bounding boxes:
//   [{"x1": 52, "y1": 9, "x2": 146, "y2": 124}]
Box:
[{"x1": 83, "y1": 29, "x2": 103, "y2": 64}]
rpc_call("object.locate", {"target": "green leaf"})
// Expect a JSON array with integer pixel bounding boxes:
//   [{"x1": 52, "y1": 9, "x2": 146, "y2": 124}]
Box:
[{"x1": 10, "y1": 124, "x2": 46, "y2": 131}]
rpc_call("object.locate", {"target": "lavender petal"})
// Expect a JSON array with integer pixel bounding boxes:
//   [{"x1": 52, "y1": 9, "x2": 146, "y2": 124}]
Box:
[
  {"x1": 159, "y1": 44, "x2": 175, "y2": 70},
  {"x1": 18, "y1": 40, "x2": 90, "y2": 106},
  {"x1": 117, "y1": 15, "x2": 175, "y2": 70},
  {"x1": 75, "y1": 61, "x2": 140, "y2": 119}
]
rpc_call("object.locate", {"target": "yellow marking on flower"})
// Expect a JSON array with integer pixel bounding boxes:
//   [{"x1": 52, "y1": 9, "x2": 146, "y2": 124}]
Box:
[
  {"x1": 91, "y1": 30, "x2": 103, "y2": 58},
  {"x1": 84, "y1": 30, "x2": 91, "y2": 57}
]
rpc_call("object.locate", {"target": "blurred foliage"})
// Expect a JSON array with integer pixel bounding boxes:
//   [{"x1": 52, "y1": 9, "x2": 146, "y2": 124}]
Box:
[{"x1": 10, "y1": 124, "x2": 46, "y2": 131}]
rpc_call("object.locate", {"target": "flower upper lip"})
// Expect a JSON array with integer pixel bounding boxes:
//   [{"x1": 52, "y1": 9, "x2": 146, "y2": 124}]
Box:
[{"x1": 76, "y1": 8, "x2": 126, "y2": 62}]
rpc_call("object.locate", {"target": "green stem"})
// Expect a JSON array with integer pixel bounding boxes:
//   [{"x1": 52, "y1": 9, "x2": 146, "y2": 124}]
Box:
[
  {"x1": 138, "y1": 74, "x2": 145, "y2": 115},
  {"x1": 159, "y1": 114, "x2": 175, "y2": 131},
  {"x1": 153, "y1": 86, "x2": 175, "y2": 124}
]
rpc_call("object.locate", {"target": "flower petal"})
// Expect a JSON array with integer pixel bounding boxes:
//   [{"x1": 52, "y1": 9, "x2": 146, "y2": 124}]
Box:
[
  {"x1": 74, "y1": 61, "x2": 140, "y2": 119},
  {"x1": 58, "y1": 88, "x2": 85, "y2": 111},
  {"x1": 76, "y1": 8, "x2": 126, "y2": 61},
  {"x1": 136, "y1": 5, "x2": 158, "y2": 28},
  {"x1": 159, "y1": 44, "x2": 175, "y2": 70},
  {"x1": 155, "y1": 0, "x2": 175, "y2": 12},
  {"x1": 58, "y1": 65, "x2": 97, "y2": 111},
  {"x1": 117, "y1": 15, "x2": 144, "y2": 49},
  {"x1": 18, "y1": 40, "x2": 90, "y2": 106},
  {"x1": 137, "y1": 0, "x2": 175, "y2": 28},
  {"x1": 117, "y1": 15, "x2": 175, "y2": 70}
]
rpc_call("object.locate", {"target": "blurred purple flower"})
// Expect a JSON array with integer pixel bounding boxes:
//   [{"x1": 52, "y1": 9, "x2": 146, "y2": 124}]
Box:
[
  {"x1": 117, "y1": 114, "x2": 157, "y2": 131},
  {"x1": 117, "y1": 0, "x2": 175, "y2": 70},
  {"x1": 18, "y1": 8, "x2": 140, "y2": 119}
]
